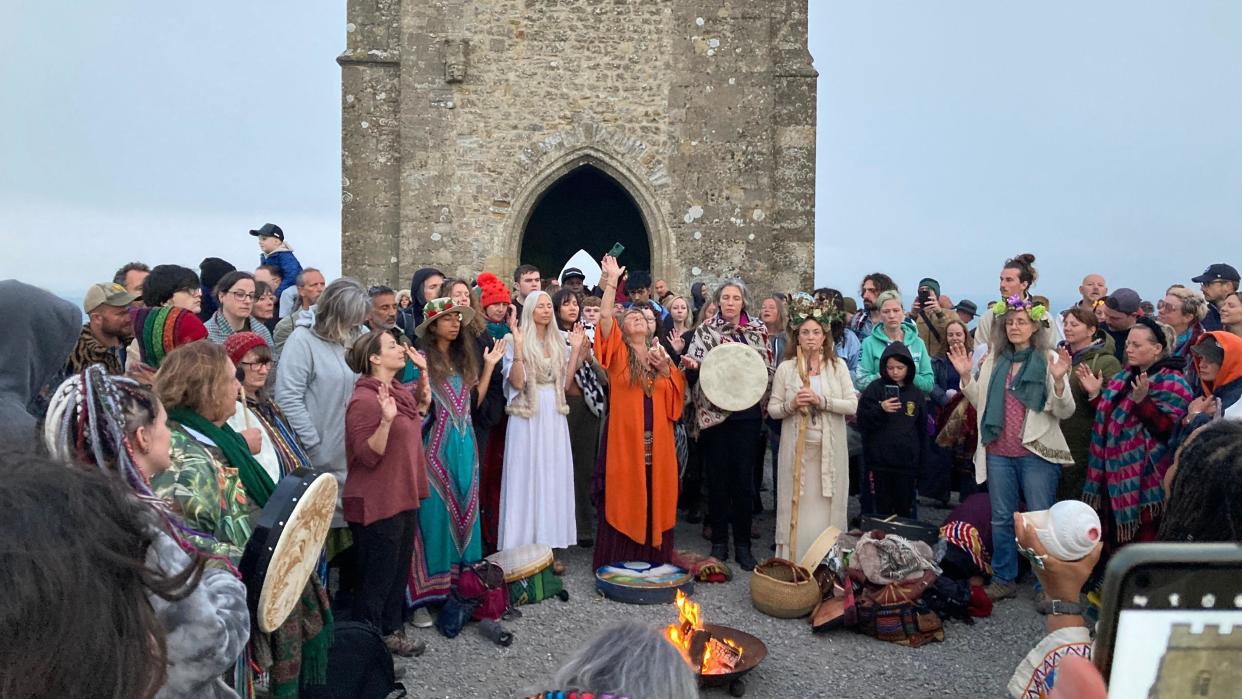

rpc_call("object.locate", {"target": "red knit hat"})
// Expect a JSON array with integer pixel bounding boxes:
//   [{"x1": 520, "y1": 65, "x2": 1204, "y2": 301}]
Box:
[
  {"x1": 223, "y1": 331, "x2": 268, "y2": 366},
  {"x1": 476, "y1": 272, "x2": 511, "y2": 308}
]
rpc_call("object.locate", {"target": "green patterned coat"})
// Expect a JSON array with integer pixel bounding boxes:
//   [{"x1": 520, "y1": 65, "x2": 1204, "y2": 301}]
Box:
[{"x1": 152, "y1": 422, "x2": 258, "y2": 562}]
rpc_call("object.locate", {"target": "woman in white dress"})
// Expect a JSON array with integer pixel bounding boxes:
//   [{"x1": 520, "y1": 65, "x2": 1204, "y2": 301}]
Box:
[
  {"x1": 767, "y1": 293, "x2": 858, "y2": 563},
  {"x1": 501, "y1": 290, "x2": 588, "y2": 557}
]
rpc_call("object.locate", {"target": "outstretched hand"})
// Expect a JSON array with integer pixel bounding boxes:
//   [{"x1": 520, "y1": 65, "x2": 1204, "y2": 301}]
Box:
[
  {"x1": 405, "y1": 345, "x2": 427, "y2": 371},
  {"x1": 484, "y1": 338, "x2": 507, "y2": 367},
  {"x1": 1075, "y1": 364, "x2": 1104, "y2": 398},
  {"x1": 947, "y1": 343, "x2": 973, "y2": 378},
  {"x1": 377, "y1": 382, "x2": 398, "y2": 423},
  {"x1": 1050, "y1": 347, "x2": 1071, "y2": 382},
  {"x1": 600, "y1": 255, "x2": 626, "y2": 284}
]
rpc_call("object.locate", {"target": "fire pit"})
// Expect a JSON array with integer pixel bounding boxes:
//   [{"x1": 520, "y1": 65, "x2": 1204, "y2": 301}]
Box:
[{"x1": 664, "y1": 591, "x2": 768, "y2": 696}]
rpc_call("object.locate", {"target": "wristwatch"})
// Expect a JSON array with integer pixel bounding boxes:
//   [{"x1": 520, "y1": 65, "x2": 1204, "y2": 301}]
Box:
[{"x1": 1048, "y1": 599, "x2": 1084, "y2": 616}]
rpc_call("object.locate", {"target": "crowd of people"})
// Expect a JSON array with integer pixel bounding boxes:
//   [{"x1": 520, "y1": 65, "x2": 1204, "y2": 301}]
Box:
[{"x1": 2, "y1": 222, "x2": 1241, "y2": 698}]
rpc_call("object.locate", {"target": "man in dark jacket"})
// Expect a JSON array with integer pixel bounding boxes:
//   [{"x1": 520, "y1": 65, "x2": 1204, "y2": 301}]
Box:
[
  {"x1": 0, "y1": 280, "x2": 82, "y2": 446},
  {"x1": 1193, "y1": 263, "x2": 1240, "y2": 332},
  {"x1": 856, "y1": 342, "x2": 928, "y2": 518}
]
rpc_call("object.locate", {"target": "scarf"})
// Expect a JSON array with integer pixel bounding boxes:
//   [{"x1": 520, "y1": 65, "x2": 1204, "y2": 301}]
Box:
[
  {"x1": 486, "y1": 320, "x2": 509, "y2": 342},
  {"x1": 980, "y1": 347, "x2": 1047, "y2": 445},
  {"x1": 166, "y1": 406, "x2": 275, "y2": 506},
  {"x1": 685, "y1": 312, "x2": 771, "y2": 431},
  {"x1": 1083, "y1": 361, "x2": 1192, "y2": 541},
  {"x1": 247, "y1": 395, "x2": 313, "y2": 478},
  {"x1": 168, "y1": 406, "x2": 333, "y2": 696}
]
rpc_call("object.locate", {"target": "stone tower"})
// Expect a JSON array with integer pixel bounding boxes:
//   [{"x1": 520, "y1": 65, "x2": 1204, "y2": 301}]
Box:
[{"x1": 338, "y1": 0, "x2": 816, "y2": 296}]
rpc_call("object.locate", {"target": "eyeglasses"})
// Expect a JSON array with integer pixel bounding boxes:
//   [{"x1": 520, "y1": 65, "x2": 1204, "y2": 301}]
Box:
[
  {"x1": 240, "y1": 359, "x2": 271, "y2": 369},
  {"x1": 228, "y1": 290, "x2": 256, "y2": 302},
  {"x1": 175, "y1": 287, "x2": 202, "y2": 296}
]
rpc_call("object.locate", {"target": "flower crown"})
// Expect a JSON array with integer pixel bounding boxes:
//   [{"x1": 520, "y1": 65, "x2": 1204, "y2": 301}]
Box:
[
  {"x1": 990, "y1": 295, "x2": 1048, "y2": 322},
  {"x1": 788, "y1": 292, "x2": 844, "y2": 329}
]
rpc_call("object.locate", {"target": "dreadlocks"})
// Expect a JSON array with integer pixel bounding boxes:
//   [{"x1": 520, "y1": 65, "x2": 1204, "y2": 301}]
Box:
[
  {"x1": 1159, "y1": 420, "x2": 1242, "y2": 542},
  {"x1": 43, "y1": 365, "x2": 218, "y2": 569}
]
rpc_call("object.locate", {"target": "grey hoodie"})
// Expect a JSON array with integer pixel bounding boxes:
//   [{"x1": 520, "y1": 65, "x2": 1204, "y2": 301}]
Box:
[
  {"x1": 147, "y1": 527, "x2": 249, "y2": 699},
  {"x1": 272, "y1": 309, "x2": 357, "y2": 526},
  {"x1": 0, "y1": 280, "x2": 82, "y2": 446}
]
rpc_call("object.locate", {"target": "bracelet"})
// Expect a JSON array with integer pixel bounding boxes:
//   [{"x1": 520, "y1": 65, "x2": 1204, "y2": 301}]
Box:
[{"x1": 1047, "y1": 600, "x2": 1084, "y2": 616}]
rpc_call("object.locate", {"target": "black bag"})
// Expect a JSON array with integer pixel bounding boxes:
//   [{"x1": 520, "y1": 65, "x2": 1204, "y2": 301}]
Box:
[
  {"x1": 308, "y1": 620, "x2": 406, "y2": 699},
  {"x1": 858, "y1": 514, "x2": 939, "y2": 546}
]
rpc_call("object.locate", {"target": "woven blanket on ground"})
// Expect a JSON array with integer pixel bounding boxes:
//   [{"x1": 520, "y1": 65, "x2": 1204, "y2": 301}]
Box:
[{"x1": 671, "y1": 548, "x2": 732, "y2": 583}]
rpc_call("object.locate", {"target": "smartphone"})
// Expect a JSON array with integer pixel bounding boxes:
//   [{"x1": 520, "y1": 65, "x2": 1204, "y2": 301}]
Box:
[
  {"x1": 884, "y1": 384, "x2": 901, "y2": 401},
  {"x1": 607, "y1": 241, "x2": 626, "y2": 258},
  {"x1": 1094, "y1": 543, "x2": 1242, "y2": 697},
  {"x1": 919, "y1": 287, "x2": 934, "y2": 305}
]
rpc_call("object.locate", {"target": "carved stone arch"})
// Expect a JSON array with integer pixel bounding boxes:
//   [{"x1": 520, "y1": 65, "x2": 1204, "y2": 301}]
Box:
[{"x1": 497, "y1": 143, "x2": 675, "y2": 281}]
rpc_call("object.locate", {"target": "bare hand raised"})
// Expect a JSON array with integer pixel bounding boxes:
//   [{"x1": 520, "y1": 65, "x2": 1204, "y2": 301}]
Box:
[
  {"x1": 1075, "y1": 364, "x2": 1104, "y2": 398},
  {"x1": 947, "y1": 343, "x2": 973, "y2": 378},
  {"x1": 378, "y1": 383, "x2": 398, "y2": 423},
  {"x1": 484, "y1": 338, "x2": 507, "y2": 367},
  {"x1": 1050, "y1": 347, "x2": 1071, "y2": 382}
]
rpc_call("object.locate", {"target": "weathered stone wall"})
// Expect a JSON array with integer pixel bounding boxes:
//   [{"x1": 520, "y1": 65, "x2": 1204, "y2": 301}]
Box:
[{"x1": 340, "y1": 0, "x2": 816, "y2": 296}]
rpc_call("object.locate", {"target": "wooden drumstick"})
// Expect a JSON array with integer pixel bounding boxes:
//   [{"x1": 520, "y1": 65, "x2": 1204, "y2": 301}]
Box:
[{"x1": 240, "y1": 386, "x2": 253, "y2": 430}]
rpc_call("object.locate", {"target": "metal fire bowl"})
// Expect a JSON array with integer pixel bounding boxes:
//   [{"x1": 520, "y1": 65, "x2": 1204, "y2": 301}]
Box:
[{"x1": 695, "y1": 623, "x2": 768, "y2": 693}]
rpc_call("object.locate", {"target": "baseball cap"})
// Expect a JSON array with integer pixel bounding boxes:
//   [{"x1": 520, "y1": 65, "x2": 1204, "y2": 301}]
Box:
[
  {"x1": 83, "y1": 282, "x2": 138, "y2": 313},
  {"x1": 561, "y1": 267, "x2": 586, "y2": 282},
  {"x1": 248, "y1": 223, "x2": 284, "y2": 241},
  {"x1": 1104, "y1": 288, "x2": 1141, "y2": 315},
  {"x1": 1191, "y1": 263, "x2": 1240, "y2": 284},
  {"x1": 953, "y1": 299, "x2": 978, "y2": 318}
]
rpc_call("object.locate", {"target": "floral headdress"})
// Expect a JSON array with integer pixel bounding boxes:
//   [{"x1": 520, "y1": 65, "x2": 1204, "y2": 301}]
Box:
[
  {"x1": 788, "y1": 292, "x2": 844, "y2": 329},
  {"x1": 990, "y1": 295, "x2": 1048, "y2": 322}
]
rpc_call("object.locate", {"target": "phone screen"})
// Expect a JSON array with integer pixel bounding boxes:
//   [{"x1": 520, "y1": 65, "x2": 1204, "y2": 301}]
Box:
[{"x1": 1105, "y1": 563, "x2": 1242, "y2": 697}]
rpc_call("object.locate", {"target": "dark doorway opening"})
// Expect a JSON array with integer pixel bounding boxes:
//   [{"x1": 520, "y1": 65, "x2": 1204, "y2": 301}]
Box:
[{"x1": 520, "y1": 165, "x2": 651, "y2": 281}]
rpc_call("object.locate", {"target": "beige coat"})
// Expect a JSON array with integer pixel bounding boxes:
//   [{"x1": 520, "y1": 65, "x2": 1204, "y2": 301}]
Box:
[
  {"x1": 962, "y1": 349, "x2": 1076, "y2": 484},
  {"x1": 767, "y1": 357, "x2": 857, "y2": 555}
]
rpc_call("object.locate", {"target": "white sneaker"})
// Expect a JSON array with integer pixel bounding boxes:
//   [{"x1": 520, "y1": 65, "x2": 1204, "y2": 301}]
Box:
[{"x1": 410, "y1": 606, "x2": 434, "y2": 628}]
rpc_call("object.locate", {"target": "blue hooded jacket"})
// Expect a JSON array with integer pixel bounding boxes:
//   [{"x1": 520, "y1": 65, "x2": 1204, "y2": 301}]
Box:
[{"x1": 259, "y1": 246, "x2": 303, "y2": 300}]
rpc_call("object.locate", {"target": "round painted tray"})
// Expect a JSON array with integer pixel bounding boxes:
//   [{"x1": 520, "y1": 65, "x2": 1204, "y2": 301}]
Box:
[{"x1": 595, "y1": 561, "x2": 695, "y2": 604}]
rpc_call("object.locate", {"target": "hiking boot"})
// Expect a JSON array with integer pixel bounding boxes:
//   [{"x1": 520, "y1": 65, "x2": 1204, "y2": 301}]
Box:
[
  {"x1": 710, "y1": 542, "x2": 730, "y2": 562},
  {"x1": 384, "y1": 631, "x2": 426, "y2": 658},
  {"x1": 985, "y1": 580, "x2": 1018, "y2": 601},
  {"x1": 734, "y1": 545, "x2": 758, "y2": 572}
]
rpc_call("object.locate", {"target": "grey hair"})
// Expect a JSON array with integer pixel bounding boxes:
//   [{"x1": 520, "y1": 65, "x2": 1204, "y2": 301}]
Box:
[
  {"x1": 296, "y1": 267, "x2": 322, "y2": 287},
  {"x1": 713, "y1": 277, "x2": 752, "y2": 314},
  {"x1": 550, "y1": 623, "x2": 698, "y2": 699},
  {"x1": 989, "y1": 307, "x2": 1056, "y2": 355},
  {"x1": 313, "y1": 278, "x2": 369, "y2": 346}
]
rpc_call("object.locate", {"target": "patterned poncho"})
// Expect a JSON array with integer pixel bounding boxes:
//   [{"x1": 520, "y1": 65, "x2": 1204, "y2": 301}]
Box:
[
  {"x1": 1083, "y1": 358, "x2": 1192, "y2": 542},
  {"x1": 685, "y1": 312, "x2": 771, "y2": 431}
]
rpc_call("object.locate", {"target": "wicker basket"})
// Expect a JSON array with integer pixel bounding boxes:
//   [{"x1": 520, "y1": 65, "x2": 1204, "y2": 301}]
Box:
[{"x1": 750, "y1": 526, "x2": 841, "y2": 618}]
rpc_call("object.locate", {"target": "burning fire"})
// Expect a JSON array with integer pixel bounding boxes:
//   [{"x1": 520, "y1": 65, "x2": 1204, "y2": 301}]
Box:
[{"x1": 664, "y1": 590, "x2": 743, "y2": 675}]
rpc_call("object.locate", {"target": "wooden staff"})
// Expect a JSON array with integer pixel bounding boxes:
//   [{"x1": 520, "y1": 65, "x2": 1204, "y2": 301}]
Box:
[{"x1": 788, "y1": 345, "x2": 812, "y2": 558}]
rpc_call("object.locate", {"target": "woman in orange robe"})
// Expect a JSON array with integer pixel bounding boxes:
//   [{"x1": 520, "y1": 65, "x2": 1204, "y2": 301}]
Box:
[{"x1": 592, "y1": 255, "x2": 687, "y2": 569}]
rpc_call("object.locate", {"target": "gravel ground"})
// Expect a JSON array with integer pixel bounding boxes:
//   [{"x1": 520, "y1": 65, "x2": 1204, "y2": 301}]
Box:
[{"x1": 396, "y1": 494, "x2": 1045, "y2": 698}]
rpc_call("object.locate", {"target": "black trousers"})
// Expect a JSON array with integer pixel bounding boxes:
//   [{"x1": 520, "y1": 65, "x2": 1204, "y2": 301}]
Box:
[
  {"x1": 872, "y1": 469, "x2": 917, "y2": 518},
  {"x1": 349, "y1": 509, "x2": 418, "y2": 636},
  {"x1": 701, "y1": 418, "x2": 763, "y2": 546}
]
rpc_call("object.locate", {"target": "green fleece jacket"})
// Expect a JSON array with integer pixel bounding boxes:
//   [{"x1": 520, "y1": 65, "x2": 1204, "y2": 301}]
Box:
[{"x1": 855, "y1": 320, "x2": 935, "y2": 393}]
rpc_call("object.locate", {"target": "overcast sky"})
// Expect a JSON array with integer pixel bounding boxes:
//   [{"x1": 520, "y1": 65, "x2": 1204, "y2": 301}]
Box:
[{"x1": 2, "y1": 2, "x2": 1240, "y2": 311}]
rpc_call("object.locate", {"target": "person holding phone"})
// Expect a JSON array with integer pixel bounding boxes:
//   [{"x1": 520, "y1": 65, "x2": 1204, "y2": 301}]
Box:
[
  {"x1": 1008, "y1": 420, "x2": 1242, "y2": 698},
  {"x1": 911, "y1": 277, "x2": 954, "y2": 358},
  {"x1": 947, "y1": 296, "x2": 1074, "y2": 602},
  {"x1": 856, "y1": 342, "x2": 927, "y2": 518}
]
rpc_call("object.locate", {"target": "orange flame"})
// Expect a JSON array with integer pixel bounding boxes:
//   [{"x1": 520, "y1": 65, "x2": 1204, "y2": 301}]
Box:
[{"x1": 662, "y1": 590, "x2": 742, "y2": 674}]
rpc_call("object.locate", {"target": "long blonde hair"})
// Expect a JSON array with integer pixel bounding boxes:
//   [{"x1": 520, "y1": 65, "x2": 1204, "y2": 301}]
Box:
[{"x1": 519, "y1": 290, "x2": 566, "y2": 370}]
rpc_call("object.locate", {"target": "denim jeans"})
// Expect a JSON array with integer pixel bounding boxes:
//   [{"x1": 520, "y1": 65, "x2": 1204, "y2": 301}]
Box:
[{"x1": 987, "y1": 452, "x2": 1061, "y2": 583}]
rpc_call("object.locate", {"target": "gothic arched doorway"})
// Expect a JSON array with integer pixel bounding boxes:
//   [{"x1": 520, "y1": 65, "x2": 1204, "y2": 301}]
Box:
[{"x1": 519, "y1": 165, "x2": 651, "y2": 281}]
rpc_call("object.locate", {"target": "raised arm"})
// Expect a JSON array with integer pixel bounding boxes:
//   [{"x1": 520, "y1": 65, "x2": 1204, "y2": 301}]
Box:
[{"x1": 598, "y1": 254, "x2": 626, "y2": 339}]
